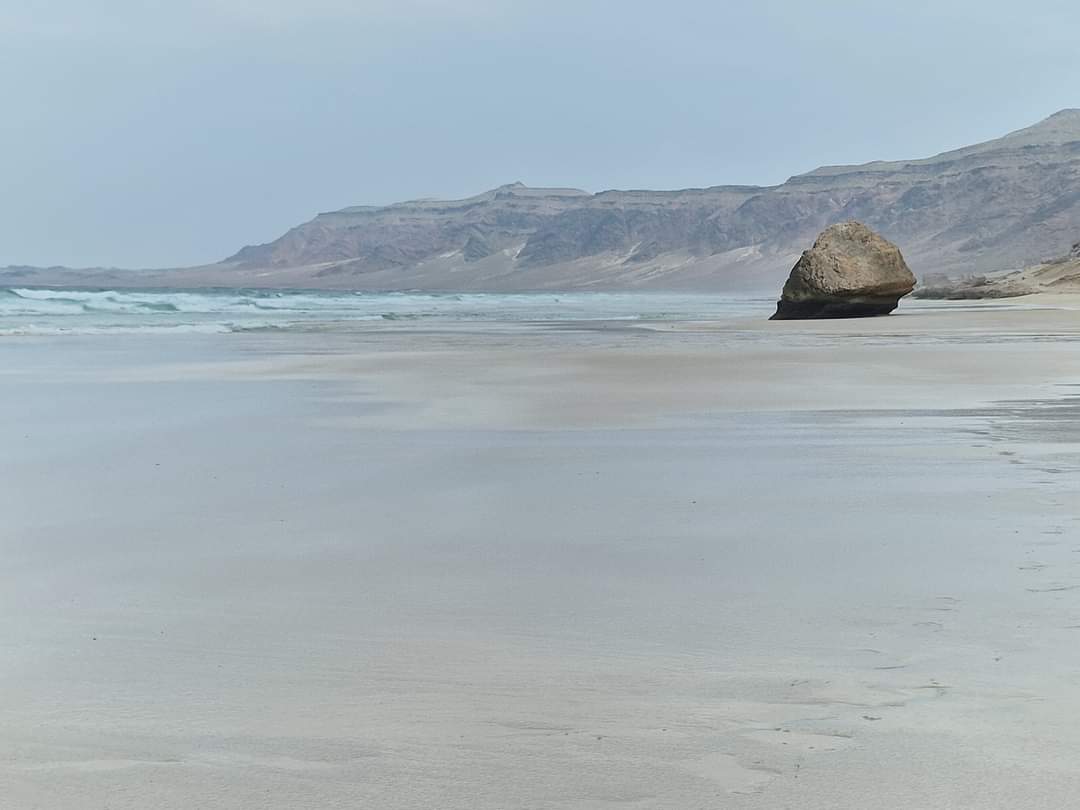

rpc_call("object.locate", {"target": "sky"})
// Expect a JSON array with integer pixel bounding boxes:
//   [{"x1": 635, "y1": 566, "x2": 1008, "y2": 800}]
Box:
[{"x1": 2, "y1": 0, "x2": 1080, "y2": 268}]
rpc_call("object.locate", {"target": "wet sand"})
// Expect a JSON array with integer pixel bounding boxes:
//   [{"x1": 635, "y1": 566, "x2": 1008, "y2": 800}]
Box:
[{"x1": 4, "y1": 299, "x2": 1080, "y2": 807}]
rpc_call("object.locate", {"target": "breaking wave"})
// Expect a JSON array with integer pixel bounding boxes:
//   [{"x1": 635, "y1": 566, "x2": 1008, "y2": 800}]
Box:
[{"x1": 0, "y1": 286, "x2": 771, "y2": 335}]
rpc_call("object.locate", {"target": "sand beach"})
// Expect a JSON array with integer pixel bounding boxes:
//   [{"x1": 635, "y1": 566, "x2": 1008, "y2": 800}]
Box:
[{"x1": 4, "y1": 296, "x2": 1080, "y2": 807}]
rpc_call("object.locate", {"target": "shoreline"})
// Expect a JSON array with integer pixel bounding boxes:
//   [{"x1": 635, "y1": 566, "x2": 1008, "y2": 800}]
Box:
[{"x1": 4, "y1": 302, "x2": 1080, "y2": 807}]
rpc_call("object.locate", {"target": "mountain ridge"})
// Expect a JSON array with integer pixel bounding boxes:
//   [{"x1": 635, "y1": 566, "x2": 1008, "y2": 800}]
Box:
[{"x1": 5, "y1": 109, "x2": 1080, "y2": 292}]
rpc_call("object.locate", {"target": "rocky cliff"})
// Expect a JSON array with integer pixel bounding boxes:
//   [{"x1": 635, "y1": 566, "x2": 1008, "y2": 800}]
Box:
[{"x1": 7, "y1": 110, "x2": 1080, "y2": 291}]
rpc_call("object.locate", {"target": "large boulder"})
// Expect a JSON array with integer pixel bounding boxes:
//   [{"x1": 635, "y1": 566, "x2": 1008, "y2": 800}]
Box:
[{"x1": 771, "y1": 222, "x2": 916, "y2": 319}]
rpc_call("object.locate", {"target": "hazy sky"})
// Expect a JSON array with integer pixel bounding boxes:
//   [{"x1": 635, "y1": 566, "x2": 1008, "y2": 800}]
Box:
[{"x1": 3, "y1": 0, "x2": 1079, "y2": 267}]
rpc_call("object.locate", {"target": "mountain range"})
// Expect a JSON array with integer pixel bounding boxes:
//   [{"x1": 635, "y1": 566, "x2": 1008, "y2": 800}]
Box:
[{"x1": 5, "y1": 109, "x2": 1080, "y2": 292}]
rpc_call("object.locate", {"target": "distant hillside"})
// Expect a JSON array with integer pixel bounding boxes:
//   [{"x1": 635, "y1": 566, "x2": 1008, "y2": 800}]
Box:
[
  {"x1": 6, "y1": 110, "x2": 1080, "y2": 292},
  {"x1": 915, "y1": 241, "x2": 1080, "y2": 299}
]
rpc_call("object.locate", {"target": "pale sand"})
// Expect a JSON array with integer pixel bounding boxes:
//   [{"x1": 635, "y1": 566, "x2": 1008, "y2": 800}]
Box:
[{"x1": 4, "y1": 299, "x2": 1080, "y2": 807}]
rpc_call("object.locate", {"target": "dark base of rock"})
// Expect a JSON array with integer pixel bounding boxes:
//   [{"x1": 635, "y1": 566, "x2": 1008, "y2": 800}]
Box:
[{"x1": 770, "y1": 297, "x2": 902, "y2": 320}]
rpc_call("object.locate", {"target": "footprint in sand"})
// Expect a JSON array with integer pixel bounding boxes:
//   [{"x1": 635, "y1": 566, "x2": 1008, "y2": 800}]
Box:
[
  {"x1": 913, "y1": 621, "x2": 944, "y2": 631},
  {"x1": 913, "y1": 681, "x2": 951, "y2": 697},
  {"x1": 747, "y1": 728, "x2": 856, "y2": 755},
  {"x1": 682, "y1": 753, "x2": 778, "y2": 796}
]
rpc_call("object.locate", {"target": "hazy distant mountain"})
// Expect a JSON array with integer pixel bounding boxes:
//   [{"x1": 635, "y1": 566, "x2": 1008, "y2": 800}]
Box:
[{"x1": 7, "y1": 110, "x2": 1080, "y2": 291}]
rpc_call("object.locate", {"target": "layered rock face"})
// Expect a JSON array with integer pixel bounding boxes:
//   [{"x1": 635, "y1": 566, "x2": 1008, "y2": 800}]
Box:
[
  {"x1": 771, "y1": 222, "x2": 916, "y2": 319},
  {"x1": 5, "y1": 110, "x2": 1080, "y2": 292},
  {"x1": 206, "y1": 110, "x2": 1080, "y2": 291}
]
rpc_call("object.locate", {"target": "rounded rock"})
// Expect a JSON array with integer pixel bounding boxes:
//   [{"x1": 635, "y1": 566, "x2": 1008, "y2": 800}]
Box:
[{"x1": 771, "y1": 222, "x2": 916, "y2": 319}]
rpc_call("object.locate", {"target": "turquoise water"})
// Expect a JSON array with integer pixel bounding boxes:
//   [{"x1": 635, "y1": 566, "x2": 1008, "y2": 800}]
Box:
[{"x1": 0, "y1": 287, "x2": 775, "y2": 335}]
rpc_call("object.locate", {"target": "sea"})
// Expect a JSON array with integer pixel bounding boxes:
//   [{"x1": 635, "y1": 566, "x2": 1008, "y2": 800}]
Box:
[{"x1": 0, "y1": 287, "x2": 777, "y2": 335}]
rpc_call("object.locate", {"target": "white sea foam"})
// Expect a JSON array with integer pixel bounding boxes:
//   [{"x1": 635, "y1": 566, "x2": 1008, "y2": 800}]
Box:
[{"x1": 0, "y1": 287, "x2": 773, "y2": 335}]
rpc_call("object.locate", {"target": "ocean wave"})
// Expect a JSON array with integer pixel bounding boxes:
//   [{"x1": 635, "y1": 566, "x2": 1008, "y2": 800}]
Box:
[
  {"x1": 0, "y1": 286, "x2": 773, "y2": 335},
  {"x1": 0, "y1": 322, "x2": 238, "y2": 336}
]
